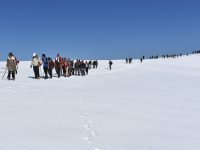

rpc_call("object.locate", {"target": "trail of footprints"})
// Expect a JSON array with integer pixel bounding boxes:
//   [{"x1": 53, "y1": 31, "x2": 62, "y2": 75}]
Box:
[{"x1": 78, "y1": 95, "x2": 101, "y2": 150}]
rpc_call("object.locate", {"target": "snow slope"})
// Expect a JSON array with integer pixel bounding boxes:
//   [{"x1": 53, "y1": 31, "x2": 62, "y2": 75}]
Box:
[{"x1": 0, "y1": 55, "x2": 200, "y2": 150}]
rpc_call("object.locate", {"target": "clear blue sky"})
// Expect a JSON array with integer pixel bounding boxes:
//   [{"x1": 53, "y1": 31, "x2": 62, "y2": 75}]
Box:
[{"x1": 0, "y1": 0, "x2": 200, "y2": 60}]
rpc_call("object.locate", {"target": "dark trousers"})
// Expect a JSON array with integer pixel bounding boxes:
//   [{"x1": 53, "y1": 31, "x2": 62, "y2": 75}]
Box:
[
  {"x1": 80, "y1": 68, "x2": 85, "y2": 76},
  {"x1": 48, "y1": 68, "x2": 53, "y2": 78},
  {"x1": 62, "y1": 66, "x2": 66, "y2": 76},
  {"x1": 8, "y1": 71, "x2": 15, "y2": 79},
  {"x1": 56, "y1": 67, "x2": 61, "y2": 77},
  {"x1": 33, "y1": 66, "x2": 40, "y2": 79},
  {"x1": 43, "y1": 67, "x2": 48, "y2": 78},
  {"x1": 86, "y1": 67, "x2": 88, "y2": 74},
  {"x1": 71, "y1": 68, "x2": 74, "y2": 75}
]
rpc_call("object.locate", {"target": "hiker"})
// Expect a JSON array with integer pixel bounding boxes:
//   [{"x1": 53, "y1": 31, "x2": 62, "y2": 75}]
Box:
[
  {"x1": 140, "y1": 58, "x2": 143, "y2": 63},
  {"x1": 15, "y1": 57, "x2": 20, "y2": 74},
  {"x1": 42, "y1": 54, "x2": 49, "y2": 79},
  {"x1": 85, "y1": 61, "x2": 89, "y2": 75},
  {"x1": 30, "y1": 53, "x2": 42, "y2": 79},
  {"x1": 70, "y1": 60, "x2": 75, "y2": 76},
  {"x1": 92, "y1": 61, "x2": 95, "y2": 68},
  {"x1": 55, "y1": 54, "x2": 62, "y2": 78},
  {"x1": 62, "y1": 58, "x2": 70, "y2": 77},
  {"x1": 109, "y1": 60, "x2": 113, "y2": 70},
  {"x1": 65, "y1": 59, "x2": 70, "y2": 77},
  {"x1": 88, "y1": 61, "x2": 92, "y2": 69},
  {"x1": 74, "y1": 59, "x2": 80, "y2": 75},
  {"x1": 47, "y1": 57, "x2": 54, "y2": 78},
  {"x1": 126, "y1": 58, "x2": 128, "y2": 64},
  {"x1": 6, "y1": 52, "x2": 17, "y2": 80},
  {"x1": 95, "y1": 60, "x2": 98, "y2": 68},
  {"x1": 129, "y1": 58, "x2": 132, "y2": 64},
  {"x1": 80, "y1": 60, "x2": 86, "y2": 76}
]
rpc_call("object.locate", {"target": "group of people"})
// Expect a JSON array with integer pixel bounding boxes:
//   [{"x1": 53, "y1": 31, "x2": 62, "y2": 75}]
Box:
[
  {"x1": 125, "y1": 58, "x2": 132, "y2": 64},
  {"x1": 30, "y1": 53, "x2": 100, "y2": 79},
  {"x1": 3, "y1": 52, "x2": 108, "y2": 80},
  {"x1": 4, "y1": 50, "x2": 197, "y2": 80},
  {"x1": 192, "y1": 50, "x2": 200, "y2": 54},
  {"x1": 149, "y1": 53, "x2": 185, "y2": 60}
]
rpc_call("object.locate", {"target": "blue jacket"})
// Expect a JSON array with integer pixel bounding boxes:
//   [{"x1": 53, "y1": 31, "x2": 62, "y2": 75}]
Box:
[{"x1": 42, "y1": 57, "x2": 49, "y2": 68}]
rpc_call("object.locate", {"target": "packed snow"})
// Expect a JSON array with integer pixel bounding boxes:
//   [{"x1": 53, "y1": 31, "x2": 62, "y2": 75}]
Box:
[{"x1": 0, "y1": 54, "x2": 200, "y2": 150}]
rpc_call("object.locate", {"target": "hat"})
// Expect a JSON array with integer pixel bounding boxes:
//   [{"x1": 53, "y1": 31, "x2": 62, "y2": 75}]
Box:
[
  {"x1": 8, "y1": 52, "x2": 13, "y2": 56},
  {"x1": 33, "y1": 53, "x2": 37, "y2": 57}
]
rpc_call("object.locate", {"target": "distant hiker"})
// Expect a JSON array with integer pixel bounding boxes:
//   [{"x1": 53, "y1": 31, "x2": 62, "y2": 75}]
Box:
[
  {"x1": 47, "y1": 57, "x2": 54, "y2": 78},
  {"x1": 95, "y1": 60, "x2": 98, "y2": 68},
  {"x1": 74, "y1": 59, "x2": 80, "y2": 75},
  {"x1": 62, "y1": 58, "x2": 70, "y2": 77},
  {"x1": 142, "y1": 56, "x2": 145, "y2": 60},
  {"x1": 80, "y1": 60, "x2": 86, "y2": 76},
  {"x1": 88, "y1": 61, "x2": 92, "y2": 69},
  {"x1": 92, "y1": 61, "x2": 95, "y2": 68},
  {"x1": 85, "y1": 61, "x2": 89, "y2": 75},
  {"x1": 30, "y1": 53, "x2": 42, "y2": 79},
  {"x1": 42, "y1": 54, "x2": 49, "y2": 79},
  {"x1": 126, "y1": 58, "x2": 128, "y2": 64},
  {"x1": 6, "y1": 52, "x2": 16, "y2": 80},
  {"x1": 68, "y1": 60, "x2": 74, "y2": 76},
  {"x1": 140, "y1": 58, "x2": 143, "y2": 63},
  {"x1": 109, "y1": 60, "x2": 113, "y2": 70},
  {"x1": 55, "y1": 54, "x2": 62, "y2": 78},
  {"x1": 129, "y1": 58, "x2": 132, "y2": 64}
]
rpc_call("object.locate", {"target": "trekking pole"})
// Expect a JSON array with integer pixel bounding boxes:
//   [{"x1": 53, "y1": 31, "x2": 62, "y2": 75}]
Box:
[{"x1": 2, "y1": 67, "x2": 8, "y2": 80}]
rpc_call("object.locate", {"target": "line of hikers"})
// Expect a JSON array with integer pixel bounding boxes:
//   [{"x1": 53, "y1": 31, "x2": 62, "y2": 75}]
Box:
[
  {"x1": 3, "y1": 52, "x2": 113, "y2": 80},
  {"x1": 30, "y1": 53, "x2": 99, "y2": 79},
  {"x1": 149, "y1": 53, "x2": 185, "y2": 59},
  {"x1": 4, "y1": 51, "x2": 196, "y2": 80}
]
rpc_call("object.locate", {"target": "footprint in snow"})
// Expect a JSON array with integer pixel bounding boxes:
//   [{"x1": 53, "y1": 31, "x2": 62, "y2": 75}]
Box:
[
  {"x1": 83, "y1": 137, "x2": 92, "y2": 144},
  {"x1": 88, "y1": 120, "x2": 94, "y2": 124},
  {"x1": 80, "y1": 115, "x2": 86, "y2": 119},
  {"x1": 90, "y1": 131, "x2": 97, "y2": 137},
  {"x1": 83, "y1": 124, "x2": 90, "y2": 130}
]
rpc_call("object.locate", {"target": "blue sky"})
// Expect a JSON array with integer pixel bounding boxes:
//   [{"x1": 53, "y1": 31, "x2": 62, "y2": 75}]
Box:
[{"x1": 0, "y1": 0, "x2": 200, "y2": 60}]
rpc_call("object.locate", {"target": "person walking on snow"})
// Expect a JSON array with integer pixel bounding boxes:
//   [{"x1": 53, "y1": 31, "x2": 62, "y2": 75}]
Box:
[
  {"x1": 6, "y1": 52, "x2": 16, "y2": 80},
  {"x1": 42, "y1": 54, "x2": 49, "y2": 79},
  {"x1": 140, "y1": 58, "x2": 143, "y2": 63},
  {"x1": 55, "y1": 54, "x2": 62, "y2": 78},
  {"x1": 47, "y1": 57, "x2": 54, "y2": 79},
  {"x1": 109, "y1": 60, "x2": 113, "y2": 70},
  {"x1": 30, "y1": 53, "x2": 42, "y2": 79}
]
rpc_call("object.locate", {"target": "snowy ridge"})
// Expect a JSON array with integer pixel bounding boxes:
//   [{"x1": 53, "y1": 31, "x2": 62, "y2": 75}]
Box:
[{"x1": 0, "y1": 55, "x2": 200, "y2": 150}]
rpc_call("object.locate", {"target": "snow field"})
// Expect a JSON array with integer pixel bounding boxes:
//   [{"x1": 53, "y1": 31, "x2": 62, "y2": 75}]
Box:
[{"x1": 0, "y1": 55, "x2": 200, "y2": 150}]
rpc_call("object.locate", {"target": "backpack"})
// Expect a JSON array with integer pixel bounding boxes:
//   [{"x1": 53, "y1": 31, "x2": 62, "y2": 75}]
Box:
[
  {"x1": 43, "y1": 57, "x2": 48, "y2": 67},
  {"x1": 49, "y1": 60, "x2": 55, "y2": 68}
]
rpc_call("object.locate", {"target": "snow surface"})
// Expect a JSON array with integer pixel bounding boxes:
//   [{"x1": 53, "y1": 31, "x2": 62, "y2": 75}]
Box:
[{"x1": 0, "y1": 55, "x2": 200, "y2": 150}]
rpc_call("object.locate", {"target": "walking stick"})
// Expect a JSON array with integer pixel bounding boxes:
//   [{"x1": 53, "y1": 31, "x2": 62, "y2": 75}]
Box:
[{"x1": 2, "y1": 67, "x2": 8, "y2": 80}]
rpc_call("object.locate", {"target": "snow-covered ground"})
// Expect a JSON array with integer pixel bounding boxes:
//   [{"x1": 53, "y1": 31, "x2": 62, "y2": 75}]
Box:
[{"x1": 0, "y1": 55, "x2": 200, "y2": 150}]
